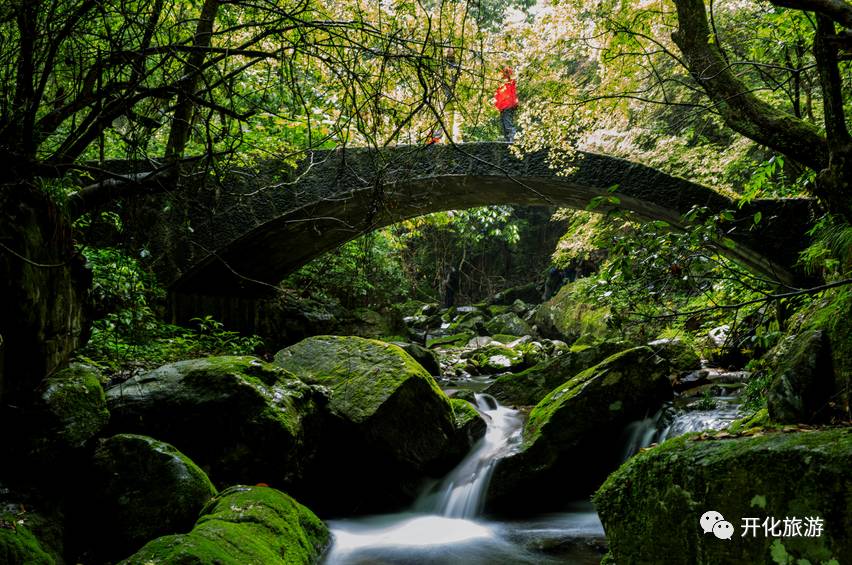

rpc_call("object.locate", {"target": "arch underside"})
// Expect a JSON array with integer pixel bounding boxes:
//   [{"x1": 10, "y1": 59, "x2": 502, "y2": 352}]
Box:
[{"x1": 170, "y1": 171, "x2": 814, "y2": 297}]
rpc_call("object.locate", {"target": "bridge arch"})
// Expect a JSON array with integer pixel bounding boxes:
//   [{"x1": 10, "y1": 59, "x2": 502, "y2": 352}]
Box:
[{"x1": 134, "y1": 143, "x2": 813, "y2": 307}]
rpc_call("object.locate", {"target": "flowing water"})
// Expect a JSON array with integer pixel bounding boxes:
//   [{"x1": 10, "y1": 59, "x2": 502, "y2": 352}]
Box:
[
  {"x1": 323, "y1": 381, "x2": 743, "y2": 564},
  {"x1": 620, "y1": 395, "x2": 743, "y2": 461},
  {"x1": 322, "y1": 394, "x2": 606, "y2": 564}
]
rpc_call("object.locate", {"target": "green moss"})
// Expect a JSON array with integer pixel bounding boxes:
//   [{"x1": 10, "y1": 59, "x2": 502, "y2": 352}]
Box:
[
  {"x1": 595, "y1": 429, "x2": 852, "y2": 565},
  {"x1": 275, "y1": 336, "x2": 447, "y2": 422},
  {"x1": 484, "y1": 339, "x2": 628, "y2": 406},
  {"x1": 534, "y1": 280, "x2": 611, "y2": 343},
  {"x1": 37, "y1": 363, "x2": 109, "y2": 448},
  {"x1": 524, "y1": 347, "x2": 666, "y2": 446},
  {"x1": 728, "y1": 407, "x2": 770, "y2": 433},
  {"x1": 121, "y1": 485, "x2": 329, "y2": 565},
  {"x1": 90, "y1": 434, "x2": 218, "y2": 558},
  {"x1": 450, "y1": 398, "x2": 480, "y2": 429},
  {"x1": 490, "y1": 334, "x2": 518, "y2": 344},
  {"x1": 0, "y1": 517, "x2": 55, "y2": 565},
  {"x1": 799, "y1": 288, "x2": 852, "y2": 418},
  {"x1": 425, "y1": 332, "x2": 474, "y2": 349}
]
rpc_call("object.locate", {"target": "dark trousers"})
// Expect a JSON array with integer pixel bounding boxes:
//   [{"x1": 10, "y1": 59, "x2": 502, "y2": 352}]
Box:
[{"x1": 500, "y1": 107, "x2": 516, "y2": 142}]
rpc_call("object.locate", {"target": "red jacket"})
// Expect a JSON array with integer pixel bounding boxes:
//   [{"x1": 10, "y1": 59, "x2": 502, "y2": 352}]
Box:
[{"x1": 494, "y1": 80, "x2": 518, "y2": 111}]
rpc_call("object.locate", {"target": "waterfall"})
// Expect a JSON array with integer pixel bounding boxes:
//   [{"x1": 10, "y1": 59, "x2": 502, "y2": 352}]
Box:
[
  {"x1": 620, "y1": 397, "x2": 743, "y2": 460},
  {"x1": 424, "y1": 393, "x2": 524, "y2": 518}
]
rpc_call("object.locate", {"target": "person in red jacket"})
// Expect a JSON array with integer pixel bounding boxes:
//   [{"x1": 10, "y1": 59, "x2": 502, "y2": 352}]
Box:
[{"x1": 494, "y1": 67, "x2": 519, "y2": 142}]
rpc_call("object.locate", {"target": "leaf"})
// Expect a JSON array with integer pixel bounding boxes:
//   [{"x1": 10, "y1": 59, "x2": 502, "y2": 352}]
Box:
[{"x1": 753, "y1": 211, "x2": 762, "y2": 225}]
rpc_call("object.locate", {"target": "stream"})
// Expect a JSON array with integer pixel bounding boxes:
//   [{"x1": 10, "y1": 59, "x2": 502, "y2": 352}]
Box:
[{"x1": 322, "y1": 375, "x2": 743, "y2": 564}]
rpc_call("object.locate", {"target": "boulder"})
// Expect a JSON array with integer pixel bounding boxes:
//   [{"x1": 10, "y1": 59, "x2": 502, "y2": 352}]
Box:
[
  {"x1": 484, "y1": 340, "x2": 628, "y2": 405},
  {"x1": 467, "y1": 344, "x2": 525, "y2": 374},
  {"x1": 534, "y1": 283, "x2": 610, "y2": 343},
  {"x1": 274, "y1": 336, "x2": 459, "y2": 512},
  {"x1": 487, "y1": 347, "x2": 672, "y2": 513},
  {"x1": 120, "y1": 485, "x2": 329, "y2": 565},
  {"x1": 595, "y1": 429, "x2": 852, "y2": 565},
  {"x1": 30, "y1": 363, "x2": 109, "y2": 454},
  {"x1": 767, "y1": 330, "x2": 837, "y2": 423},
  {"x1": 448, "y1": 398, "x2": 487, "y2": 458},
  {"x1": 485, "y1": 312, "x2": 532, "y2": 337},
  {"x1": 392, "y1": 341, "x2": 441, "y2": 376},
  {"x1": 84, "y1": 434, "x2": 217, "y2": 561},
  {"x1": 105, "y1": 356, "x2": 326, "y2": 487},
  {"x1": 426, "y1": 332, "x2": 473, "y2": 348},
  {"x1": 647, "y1": 337, "x2": 700, "y2": 372}
]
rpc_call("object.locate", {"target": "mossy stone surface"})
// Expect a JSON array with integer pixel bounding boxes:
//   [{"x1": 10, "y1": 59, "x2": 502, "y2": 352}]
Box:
[
  {"x1": 484, "y1": 339, "x2": 628, "y2": 405},
  {"x1": 595, "y1": 429, "x2": 852, "y2": 565},
  {"x1": 105, "y1": 356, "x2": 325, "y2": 487},
  {"x1": 767, "y1": 330, "x2": 836, "y2": 423},
  {"x1": 647, "y1": 337, "x2": 701, "y2": 372},
  {"x1": 534, "y1": 282, "x2": 610, "y2": 343},
  {"x1": 487, "y1": 347, "x2": 672, "y2": 513},
  {"x1": 449, "y1": 397, "x2": 487, "y2": 456},
  {"x1": 34, "y1": 362, "x2": 109, "y2": 451},
  {"x1": 0, "y1": 518, "x2": 55, "y2": 565},
  {"x1": 121, "y1": 485, "x2": 329, "y2": 565},
  {"x1": 426, "y1": 332, "x2": 474, "y2": 349},
  {"x1": 274, "y1": 336, "x2": 455, "y2": 471},
  {"x1": 484, "y1": 312, "x2": 532, "y2": 337},
  {"x1": 87, "y1": 434, "x2": 217, "y2": 560}
]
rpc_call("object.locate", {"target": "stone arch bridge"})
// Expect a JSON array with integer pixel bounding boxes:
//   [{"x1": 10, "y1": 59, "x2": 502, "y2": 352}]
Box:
[{"x1": 125, "y1": 143, "x2": 816, "y2": 325}]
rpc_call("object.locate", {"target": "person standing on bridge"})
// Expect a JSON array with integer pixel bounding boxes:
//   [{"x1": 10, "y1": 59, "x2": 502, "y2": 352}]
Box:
[{"x1": 494, "y1": 67, "x2": 519, "y2": 142}]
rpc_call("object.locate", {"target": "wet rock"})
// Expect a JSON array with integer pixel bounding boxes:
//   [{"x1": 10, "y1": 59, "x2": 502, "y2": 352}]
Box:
[
  {"x1": 488, "y1": 347, "x2": 672, "y2": 513},
  {"x1": 84, "y1": 434, "x2": 217, "y2": 561},
  {"x1": 427, "y1": 332, "x2": 474, "y2": 348},
  {"x1": 673, "y1": 369, "x2": 710, "y2": 391},
  {"x1": 595, "y1": 429, "x2": 852, "y2": 565},
  {"x1": 466, "y1": 344, "x2": 526, "y2": 374},
  {"x1": 30, "y1": 363, "x2": 109, "y2": 454},
  {"x1": 274, "y1": 336, "x2": 458, "y2": 513},
  {"x1": 448, "y1": 398, "x2": 487, "y2": 456},
  {"x1": 484, "y1": 340, "x2": 628, "y2": 405},
  {"x1": 485, "y1": 312, "x2": 532, "y2": 337},
  {"x1": 392, "y1": 341, "x2": 441, "y2": 376},
  {"x1": 121, "y1": 485, "x2": 329, "y2": 565},
  {"x1": 767, "y1": 330, "x2": 836, "y2": 423},
  {"x1": 647, "y1": 337, "x2": 700, "y2": 372},
  {"x1": 105, "y1": 356, "x2": 326, "y2": 488},
  {"x1": 534, "y1": 284, "x2": 610, "y2": 343}
]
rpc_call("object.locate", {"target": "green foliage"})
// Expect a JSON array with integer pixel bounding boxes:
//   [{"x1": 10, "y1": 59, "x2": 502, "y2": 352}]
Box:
[
  {"x1": 799, "y1": 214, "x2": 852, "y2": 278},
  {"x1": 282, "y1": 230, "x2": 411, "y2": 308},
  {"x1": 75, "y1": 247, "x2": 262, "y2": 376}
]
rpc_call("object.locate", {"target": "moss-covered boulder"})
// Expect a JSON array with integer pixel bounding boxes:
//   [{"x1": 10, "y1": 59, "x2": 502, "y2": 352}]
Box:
[
  {"x1": 105, "y1": 356, "x2": 326, "y2": 487},
  {"x1": 0, "y1": 515, "x2": 56, "y2": 565},
  {"x1": 426, "y1": 332, "x2": 473, "y2": 349},
  {"x1": 484, "y1": 312, "x2": 532, "y2": 337},
  {"x1": 487, "y1": 347, "x2": 672, "y2": 513},
  {"x1": 274, "y1": 336, "x2": 458, "y2": 513},
  {"x1": 85, "y1": 434, "x2": 217, "y2": 561},
  {"x1": 121, "y1": 485, "x2": 329, "y2": 565},
  {"x1": 467, "y1": 344, "x2": 525, "y2": 373},
  {"x1": 533, "y1": 282, "x2": 610, "y2": 343},
  {"x1": 450, "y1": 398, "x2": 487, "y2": 449},
  {"x1": 767, "y1": 330, "x2": 837, "y2": 423},
  {"x1": 484, "y1": 339, "x2": 627, "y2": 405},
  {"x1": 31, "y1": 363, "x2": 109, "y2": 453},
  {"x1": 595, "y1": 429, "x2": 852, "y2": 565},
  {"x1": 647, "y1": 337, "x2": 701, "y2": 372}
]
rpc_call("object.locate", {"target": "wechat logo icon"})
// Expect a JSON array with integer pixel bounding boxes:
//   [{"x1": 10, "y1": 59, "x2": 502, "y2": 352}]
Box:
[{"x1": 701, "y1": 510, "x2": 734, "y2": 540}]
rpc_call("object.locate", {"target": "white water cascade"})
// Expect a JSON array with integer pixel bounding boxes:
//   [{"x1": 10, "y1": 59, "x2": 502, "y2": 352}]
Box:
[
  {"x1": 425, "y1": 393, "x2": 524, "y2": 518},
  {"x1": 322, "y1": 394, "x2": 604, "y2": 564}
]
